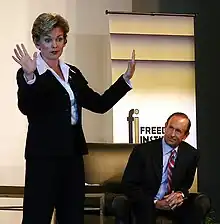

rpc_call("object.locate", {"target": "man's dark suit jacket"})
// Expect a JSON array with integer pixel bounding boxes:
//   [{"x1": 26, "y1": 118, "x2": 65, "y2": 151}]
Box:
[
  {"x1": 122, "y1": 138, "x2": 199, "y2": 218},
  {"x1": 16, "y1": 64, "x2": 131, "y2": 158}
]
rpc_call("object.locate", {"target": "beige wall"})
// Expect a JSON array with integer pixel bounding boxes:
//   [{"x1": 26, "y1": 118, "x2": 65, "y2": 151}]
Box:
[
  {"x1": 0, "y1": 0, "x2": 132, "y2": 223},
  {"x1": 70, "y1": 0, "x2": 132, "y2": 143},
  {"x1": 0, "y1": 0, "x2": 132, "y2": 184}
]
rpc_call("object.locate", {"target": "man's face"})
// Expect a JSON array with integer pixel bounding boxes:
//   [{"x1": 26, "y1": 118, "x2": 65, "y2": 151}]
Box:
[{"x1": 164, "y1": 115, "x2": 189, "y2": 148}]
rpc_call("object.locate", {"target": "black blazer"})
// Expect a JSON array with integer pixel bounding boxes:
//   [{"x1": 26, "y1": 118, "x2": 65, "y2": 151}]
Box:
[
  {"x1": 122, "y1": 138, "x2": 199, "y2": 204},
  {"x1": 16, "y1": 64, "x2": 131, "y2": 158}
]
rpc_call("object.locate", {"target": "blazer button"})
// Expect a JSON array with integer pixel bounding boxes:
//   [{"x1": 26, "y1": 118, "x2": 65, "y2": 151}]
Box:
[{"x1": 65, "y1": 109, "x2": 69, "y2": 112}]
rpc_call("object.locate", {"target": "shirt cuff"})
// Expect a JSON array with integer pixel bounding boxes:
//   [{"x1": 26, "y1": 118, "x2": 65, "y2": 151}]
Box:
[
  {"x1": 123, "y1": 75, "x2": 132, "y2": 88},
  {"x1": 23, "y1": 73, "x2": 36, "y2": 85},
  {"x1": 177, "y1": 191, "x2": 185, "y2": 199}
]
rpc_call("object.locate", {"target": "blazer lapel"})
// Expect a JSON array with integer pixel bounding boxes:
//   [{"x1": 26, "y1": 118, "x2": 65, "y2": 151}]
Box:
[
  {"x1": 68, "y1": 69, "x2": 82, "y2": 121},
  {"x1": 152, "y1": 140, "x2": 163, "y2": 182},
  {"x1": 68, "y1": 67, "x2": 87, "y2": 95},
  {"x1": 68, "y1": 69, "x2": 77, "y2": 96}
]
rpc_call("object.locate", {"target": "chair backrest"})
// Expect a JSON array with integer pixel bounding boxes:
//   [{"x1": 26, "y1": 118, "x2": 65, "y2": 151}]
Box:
[
  {"x1": 84, "y1": 143, "x2": 134, "y2": 184},
  {"x1": 84, "y1": 143, "x2": 197, "y2": 192}
]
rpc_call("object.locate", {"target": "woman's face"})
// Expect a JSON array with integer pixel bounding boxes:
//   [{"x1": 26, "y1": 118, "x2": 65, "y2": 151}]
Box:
[{"x1": 37, "y1": 27, "x2": 66, "y2": 62}]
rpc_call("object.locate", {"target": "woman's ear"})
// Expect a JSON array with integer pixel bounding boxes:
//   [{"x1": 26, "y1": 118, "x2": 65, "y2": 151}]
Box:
[{"x1": 34, "y1": 41, "x2": 41, "y2": 50}]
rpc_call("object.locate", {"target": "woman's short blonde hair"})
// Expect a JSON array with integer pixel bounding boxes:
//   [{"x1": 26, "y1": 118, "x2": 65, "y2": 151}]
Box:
[{"x1": 32, "y1": 13, "x2": 69, "y2": 45}]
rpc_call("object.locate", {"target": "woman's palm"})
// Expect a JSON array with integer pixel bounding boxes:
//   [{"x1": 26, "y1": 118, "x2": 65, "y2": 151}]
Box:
[{"x1": 12, "y1": 44, "x2": 37, "y2": 75}]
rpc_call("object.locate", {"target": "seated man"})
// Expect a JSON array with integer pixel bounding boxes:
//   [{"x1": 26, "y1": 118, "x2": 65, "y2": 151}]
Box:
[{"x1": 121, "y1": 112, "x2": 204, "y2": 224}]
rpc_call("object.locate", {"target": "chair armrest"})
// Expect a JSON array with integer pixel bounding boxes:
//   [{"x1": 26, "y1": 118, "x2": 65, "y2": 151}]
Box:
[{"x1": 188, "y1": 192, "x2": 211, "y2": 216}]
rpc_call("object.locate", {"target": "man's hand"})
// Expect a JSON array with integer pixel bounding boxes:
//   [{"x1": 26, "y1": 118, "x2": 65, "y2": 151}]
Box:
[
  {"x1": 155, "y1": 199, "x2": 171, "y2": 210},
  {"x1": 164, "y1": 191, "x2": 184, "y2": 210}
]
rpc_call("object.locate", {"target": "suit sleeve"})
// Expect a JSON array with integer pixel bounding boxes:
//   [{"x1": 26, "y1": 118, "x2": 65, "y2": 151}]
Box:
[
  {"x1": 178, "y1": 149, "x2": 200, "y2": 197},
  {"x1": 73, "y1": 67, "x2": 132, "y2": 113},
  {"x1": 16, "y1": 68, "x2": 50, "y2": 116},
  {"x1": 122, "y1": 146, "x2": 147, "y2": 203}
]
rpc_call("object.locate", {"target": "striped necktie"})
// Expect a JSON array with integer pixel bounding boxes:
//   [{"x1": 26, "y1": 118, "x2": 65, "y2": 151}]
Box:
[{"x1": 167, "y1": 149, "x2": 177, "y2": 194}]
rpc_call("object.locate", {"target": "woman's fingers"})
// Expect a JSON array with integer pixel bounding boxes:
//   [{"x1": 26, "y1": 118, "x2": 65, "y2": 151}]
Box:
[
  {"x1": 14, "y1": 48, "x2": 21, "y2": 60},
  {"x1": 12, "y1": 55, "x2": 21, "y2": 65},
  {"x1": 21, "y1": 43, "x2": 29, "y2": 56},
  {"x1": 16, "y1": 44, "x2": 24, "y2": 57}
]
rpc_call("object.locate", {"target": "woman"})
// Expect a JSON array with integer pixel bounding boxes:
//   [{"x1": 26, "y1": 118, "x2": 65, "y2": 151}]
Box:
[{"x1": 12, "y1": 13, "x2": 135, "y2": 224}]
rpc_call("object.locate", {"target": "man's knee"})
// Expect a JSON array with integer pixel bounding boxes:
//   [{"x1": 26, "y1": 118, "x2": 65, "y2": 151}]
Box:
[{"x1": 112, "y1": 195, "x2": 131, "y2": 218}]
